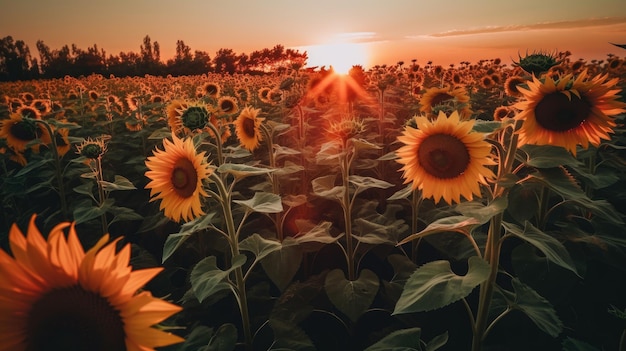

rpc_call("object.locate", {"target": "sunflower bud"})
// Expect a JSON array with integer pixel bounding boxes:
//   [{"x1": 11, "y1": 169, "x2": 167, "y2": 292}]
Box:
[{"x1": 513, "y1": 51, "x2": 559, "y2": 76}]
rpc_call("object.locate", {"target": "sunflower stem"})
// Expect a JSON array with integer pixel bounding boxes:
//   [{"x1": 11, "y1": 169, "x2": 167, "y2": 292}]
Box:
[
  {"x1": 472, "y1": 121, "x2": 520, "y2": 351},
  {"x1": 212, "y1": 173, "x2": 253, "y2": 350},
  {"x1": 33, "y1": 119, "x2": 68, "y2": 220},
  {"x1": 410, "y1": 188, "x2": 423, "y2": 263},
  {"x1": 341, "y1": 139, "x2": 356, "y2": 281}
]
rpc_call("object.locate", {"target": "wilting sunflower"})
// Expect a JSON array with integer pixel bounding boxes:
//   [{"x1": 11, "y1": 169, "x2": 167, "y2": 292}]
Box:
[
  {"x1": 76, "y1": 136, "x2": 107, "y2": 160},
  {"x1": 234, "y1": 106, "x2": 264, "y2": 151},
  {"x1": 514, "y1": 70, "x2": 626, "y2": 155},
  {"x1": 396, "y1": 110, "x2": 496, "y2": 205},
  {"x1": 0, "y1": 114, "x2": 51, "y2": 153},
  {"x1": 419, "y1": 85, "x2": 472, "y2": 119},
  {"x1": 0, "y1": 214, "x2": 185, "y2": 351},
  {"x1": 145, "y1": 133, "x2": 212, "y2": 223}
]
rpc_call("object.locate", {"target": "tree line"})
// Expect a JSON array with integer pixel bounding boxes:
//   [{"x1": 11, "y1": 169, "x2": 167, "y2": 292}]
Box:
[{"x1": 0, "y1": 35, "x2": 309, "y2": 81}]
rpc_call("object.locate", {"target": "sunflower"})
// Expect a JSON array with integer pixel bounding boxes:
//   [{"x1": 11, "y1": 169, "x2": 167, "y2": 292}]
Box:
[
  {"x1": 396, "y1": 110, "x2": 496, "y2": 205},
  {"x1": 145, "y1": 133, "x2": 212, "y2": 223},
  {"x1": 217, "y1": 96, "x2": 239, "y2": 115},
  {"x1": 0, "y1": 214, "x2": 185, "y2": 351},
  {"x1": 0, "y1": 114, "x2": 51, "y2": 153},
  {"x1": 76, "y1": 136, "x2": 107, "y2": 160},
  {"x1": 257, "y1": 87, "x2": 271, "y2": 104},
  {"x1": 503, "y1": 75, "x2": 526, "y2": 97},
  {"x1": 234, "y1": 106, "x2": 264, "y2": 151},
  {"x1": 167, "y1": 100, "x2": 211, "y2": 136},
  {"x1": 54, "y1": 128, "x2": 71, "y2": 157},
  {"x1": 419, "y1": 85, "x2": 472, "y2": 119},
  {"x1": 201, "y1": 82, "x2": 221, "y2": 98},
  {"x1": 514, "y1": 70, "x2": 626, "y2": 155},
  {"x1": 15, "y1": 105, "x2": 42, "y2": 120}
]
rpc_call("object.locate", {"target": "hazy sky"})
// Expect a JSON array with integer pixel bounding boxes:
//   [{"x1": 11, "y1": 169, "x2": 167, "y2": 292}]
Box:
[{"x1": 2, "y1": 0, "x2": 626, "y2": 68}]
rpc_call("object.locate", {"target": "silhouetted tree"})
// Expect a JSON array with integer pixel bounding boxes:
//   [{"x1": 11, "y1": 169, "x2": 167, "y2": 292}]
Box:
[
  {"x1": 0, "y1": 36, "x2": 34, "y2": 81},
  {"x1": 213, "y1": 48, "x2": 237, "y2": 74}
]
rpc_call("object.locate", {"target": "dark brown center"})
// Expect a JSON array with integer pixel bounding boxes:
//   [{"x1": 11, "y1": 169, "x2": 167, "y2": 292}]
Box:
[
  {"x1": 171, "y1": 157, "x2": 198, "y2": 198},
  {"x1": 418, "y1": 133, "x2": 470, "y2": 179},
  {"x1": 534, "y1": 92, "x2": 591, "y2": 131}
]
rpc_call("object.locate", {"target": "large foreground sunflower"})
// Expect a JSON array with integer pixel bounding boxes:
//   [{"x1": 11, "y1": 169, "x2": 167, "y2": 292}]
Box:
[
  {"x1": 396, "y1": 110, "x2": 496, "y2": 205},
  {"x1": 0, "y1": 215, "x2": 184, "y2": 351},
  {"x1": 234, "y1": 106, "x2": 264, "y2": 151},
  {"x1": 145, "y1": 133, "x2": 212, "y2": 223},
  {"x1": 514, "y1": 70, "x2": 626, "y2": 154}
]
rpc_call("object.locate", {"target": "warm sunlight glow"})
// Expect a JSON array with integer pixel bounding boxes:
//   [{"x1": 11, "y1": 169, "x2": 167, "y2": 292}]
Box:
[{"x1": 304, "y1": 42, "x2": 369, "y2": 74}]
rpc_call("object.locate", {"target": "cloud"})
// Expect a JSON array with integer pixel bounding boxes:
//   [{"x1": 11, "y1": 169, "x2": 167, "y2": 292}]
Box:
[
  {"x1": 424, "y1": 17, "x2": 626, "y2": 37},
  {"x1": 331, "y1": 32, "x2": 386, "y2": 44}
]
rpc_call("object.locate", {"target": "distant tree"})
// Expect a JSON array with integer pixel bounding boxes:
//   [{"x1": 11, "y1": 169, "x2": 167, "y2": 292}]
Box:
[
  {"x1": 213, "y1": 48, "x2": 237, "y2": 74},
  {"x1": 0, "y1": 36, "x2": 34, "y2": 81},
  {"x1": 139, "y1": 35, "x2": 164, "y2": 75}
]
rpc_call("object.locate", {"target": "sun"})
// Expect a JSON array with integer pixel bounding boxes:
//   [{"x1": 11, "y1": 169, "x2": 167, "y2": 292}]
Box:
[{"x1": 305, "y1": 42, "x2": 369, "y2": 74}]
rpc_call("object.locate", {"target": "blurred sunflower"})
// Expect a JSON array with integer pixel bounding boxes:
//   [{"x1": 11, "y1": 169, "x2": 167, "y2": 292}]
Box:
[
  {"x1": 15, "y1": 105, "x2": 42, "y2": 120},
  {"x1": 514, "y1": 70, "x2": 626, "y2": 155},
  {"x1": 419, "y1": 86, "x2": 472, "y2": 119},
  {"x1": 503, "y1": 76, "x2": 526, "y2": 97},
  {"x1": 396, "y1": 110, "x2": 496, "y2": 205},
  {"x1": 0, "y1": 214, "x2": 185, "y2": 351},
  {"x1": 54, "y1": 128, "x2": 71, "y2": 157},
  {"x1": 76, "y1": 137, "x2": 107, "y2": 160},
  {"x1": 0, "y1": 114, "x2": 51, "y2": 153},
  {"x1": 217, "y1": 96, "x2": 239, "y2": 115},
  {"x1": 234, "y1": 106, "x2": 264, "y2": 151},
  {"x1": 202, "y1": 82, "x2": 221, "y2": 98},
  {"x1": 145, "y1": 133, "x2": 212, "y2": 223}
]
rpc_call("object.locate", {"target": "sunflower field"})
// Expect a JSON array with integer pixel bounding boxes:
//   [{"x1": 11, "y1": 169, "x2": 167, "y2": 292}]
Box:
[{"x1": 1, "y1": 51, "x2": 626, "y2": 351}]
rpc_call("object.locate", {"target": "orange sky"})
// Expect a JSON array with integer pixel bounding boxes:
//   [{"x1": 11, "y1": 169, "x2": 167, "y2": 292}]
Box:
[{"x1": 1, "y1": 0, "x2": 626, "y2": 69}]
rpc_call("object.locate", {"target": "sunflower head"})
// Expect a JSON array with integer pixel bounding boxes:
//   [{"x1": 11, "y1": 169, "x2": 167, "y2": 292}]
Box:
[
  {"x1": 202, "y1": 82, "x2": 221, "y2": 98},
  {"x1": 513, "y1": 50, "x2": 560, "y2": 76},
  {"x1": 217, "y1": 96, "x2": 239, "y2": 115},
  {"x1": 514, "y1": 70, "x2": 626, "y2": 154},
  {"x1": 234, "y1": 106, "x2": 265, "y2": 151},
  {"x1": 76, "y1": 137, "x2": 107, "y2": 160},
  {"x1": 0, "y1": 114, "x2": 51, "y2": 152},
  {"x1": 145, "y1": 133, "x2": 213, "y2": 222},
  {"x1": 396, "y1": 110, "x2": 496, "y2": 205},
  {"x1": 0, "y1": 214, "x2": 185, "y2": 351},
  {"x1": 420, "y1": 86, "x2": 472, "y2": 119},
  {"x1": 327, "y1": 117, "x2": 367, "y2": 145},
  {"x1": 181, "y1": 104, "x2": 210, "y2": 130}
]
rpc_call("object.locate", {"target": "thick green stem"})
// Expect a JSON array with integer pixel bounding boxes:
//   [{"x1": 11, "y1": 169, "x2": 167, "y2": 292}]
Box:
[
  {"x1": 341, "y1": 143, "x2": 355, "y2": 281},
  {"x1": 213, "y1": 174, "x2": 252, "y2": 350},
  {"x1": 95, "y1": 158, "x2": 108, "y2": 235},
  {"x1": 472, "y1": 212, "x2": 503, "y2": 351},
  {"x1": 410, "y1": 188, "x2": 422, "y2": 263}
]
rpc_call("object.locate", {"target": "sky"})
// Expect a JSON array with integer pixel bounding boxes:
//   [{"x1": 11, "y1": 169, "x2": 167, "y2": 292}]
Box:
[{"x1": 1, "y1": 0, "x2": 626, "y2": 70}]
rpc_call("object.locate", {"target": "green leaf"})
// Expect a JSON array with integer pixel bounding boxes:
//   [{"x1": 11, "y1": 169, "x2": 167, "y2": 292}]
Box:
[
  {"x1": 204, "y1": 323, "x2": 237, "y2": 351},
  {"x1": 364, "y1": 327, "x2": 421, "y2": 351},
  {"x1": 454, "y1": 196, "x2": 508, "y2": 224},
  {"x1": 73, "y1": 182, "x2": 97, "y2": 202},
  {"x1": 106, "y1": 206, "x2": 143, "y2": 225},
  {"x1": 472, "y1": 120, "x2": 507, "y2": 133},
  {"x1": 393, "y1": 256, "x2": 490, "y2": 314},
  {"x1": 526, "y1": 167, "x2": 624, "y2": 225},
  {"x1": 509, "y1": 278, "x2": 563, "y2": 338},
  {"x1": 398, "y1": 216, "x2": 480, "y2": 246},
  {"x1": 239, "y1": 233, "x2": 282, "y2": 262},
  {"x1": 506, "y1": 182, "x2": 540, "y2": 223},
  {"x1": 353, "y1": 217, "x2": 398, "y2": 245},
  {"x1": 311, "y1": 174, "x2": 344, "y2": 201},
  {"x1": 261, "y1": 240, "x2": 303, "y2": 291},
  {"x1": 162, "y1": 233, "x2": 192, "y2": 263},
  {"x1": 273, "y1": 144, "x2": 301, "y2": 158},
  {"x1": 388, "y1": 184, "x2": 413, "y2": 201},
  {"x1": 99, "y1": 175, "x2": 137, "y2": 191},
  {"x1": 273, "y1": 160, "x2": 305, "y2": 176},
  {"x1": 521, "y1": 144, "x2": 582, "y2": 168},
  {"x1": 561, "y1": 337, "x2": 601, "y2": 351},
  {"x1": 502, "y1": 221, "x2": 580, "y2": 277},
  {"x1": 234, "y1": 192, "x2": 283, "y2": 213},
  {"x1": 269, "y1": 319, "x2": 316, "y2": 351},
  {"x1": 352, "y1": 138, "x2": 381, "y2": 152},
  {"x1": 349, "y1": 175, "x2": 394, "y2": 195},
  {"x1": 190, "y1": 255, "x2": 246, "y2": 303},
  {"x1": 425, "y1": 331, "x2": 449, "y2": 351},
  {"x1": 217, "y1": 163, "x2": 274, "y2": 179},
  {"x1": 73, "y1": 198, "x2": 114, "y2": 224},
  {"x1": 324, "y1": 268, "x2": 380, "y2": 322},
  {"x1": 378, "y1": 151, "x2": 399, "y2": 161},
  {"x1": 147, "y1": 127, "x2": 173, "y2": 140},
  {"x1": 570, "y1": 164, "x2": 620, "y2": 190},
  {"x1": 292, "y1": 221, "x2": 339, "y2": 246}
]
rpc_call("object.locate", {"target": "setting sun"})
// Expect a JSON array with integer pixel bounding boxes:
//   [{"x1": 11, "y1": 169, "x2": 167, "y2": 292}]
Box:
[{"x1": 304, "y1": 42, "x2": 369, "y2": 74}]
